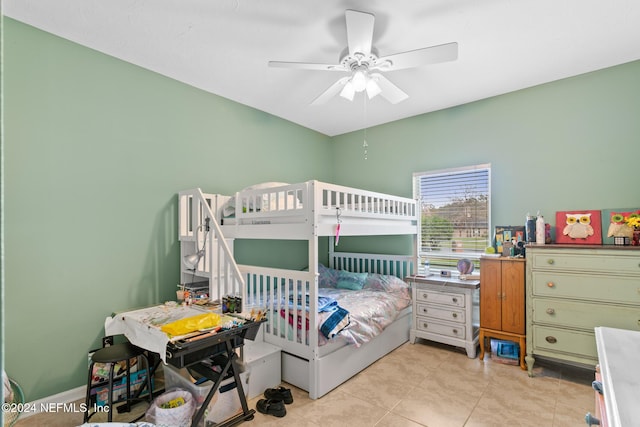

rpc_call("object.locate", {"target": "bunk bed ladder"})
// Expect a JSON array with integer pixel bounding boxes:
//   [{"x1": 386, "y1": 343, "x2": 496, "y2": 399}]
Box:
[{"x1": 178, "y1": 189, "x2": 244, "y2": 309}]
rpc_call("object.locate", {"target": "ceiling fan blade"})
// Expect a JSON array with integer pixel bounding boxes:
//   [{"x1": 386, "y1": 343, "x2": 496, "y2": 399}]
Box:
[
  {"x1": 311, "y1": 77, "x2": 351, "y2": 105},
  {"x1": 370, "y1": 73, "x2": 408, "y2": 104},
  {"x1": 268, "y1": 61, "x2": 346, "y2": 72},
  {"x1": 345, "y1": 9, "x2": 375, "y2": 56},
  {"x1": 375, "y1": 42, "x2": 458, "y2": 71}
]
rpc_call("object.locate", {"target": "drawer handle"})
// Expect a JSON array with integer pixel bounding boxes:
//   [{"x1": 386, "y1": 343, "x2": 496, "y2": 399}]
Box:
[
  {"x1": 452, "y1": 297, "x2": 458, "y2": 303},
  {"x1": 547, "y1": 282, "x2": 555, "y2": 288},
  {"x1": 452, "y1": 313, "x2": 458, "y2": 318},
  {"x1": 546, "y1": 308, "x2": 555, "y2": 315},
  {"x1": 452, "y1": 329, "x2": 458, "y2": 334},
  {"x1": 422, "y1": 322, "x2": 428, "y2": 328},
  {"x1": 547, "y1": 258, "x2": 555, "y2": 265},
  {"x1": 545, "y1": 336, "x2": 557, "y2": 344},
  {"x1": 421, "y1": 308, "x2": 428, "y2": 314},
  {"x1": 422, "y1": 293, "x2": 428, "y2": 299}
]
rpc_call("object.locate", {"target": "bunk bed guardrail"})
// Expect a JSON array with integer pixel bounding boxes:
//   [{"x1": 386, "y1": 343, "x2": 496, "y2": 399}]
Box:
[
  {"x1": 239, "y1": 265, "x2": 319, "y2": 358},
  {"x1": 229, "y1": 180, "x2": 417, "y2": 229}
]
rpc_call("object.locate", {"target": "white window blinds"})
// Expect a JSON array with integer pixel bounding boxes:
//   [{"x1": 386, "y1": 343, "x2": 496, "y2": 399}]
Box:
[{"x1": 413, "y1": 164, "x2": 491, "y2": 269}]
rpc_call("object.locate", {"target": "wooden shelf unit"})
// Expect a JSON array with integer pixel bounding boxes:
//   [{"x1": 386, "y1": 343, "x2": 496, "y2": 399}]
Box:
[{"x1": 479, "y1": 257, "x2": 526, "y2": 370}]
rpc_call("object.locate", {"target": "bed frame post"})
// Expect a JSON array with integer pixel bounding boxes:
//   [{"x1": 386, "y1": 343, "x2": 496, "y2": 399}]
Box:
[{"x1": 308, "y1": 180, "x2": 320, "y2": 395}]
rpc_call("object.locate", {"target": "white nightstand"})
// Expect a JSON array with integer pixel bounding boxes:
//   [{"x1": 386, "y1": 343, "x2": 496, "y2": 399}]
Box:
[{"x1": 407, "y1": 275, "x2": 480, "y2": 358}]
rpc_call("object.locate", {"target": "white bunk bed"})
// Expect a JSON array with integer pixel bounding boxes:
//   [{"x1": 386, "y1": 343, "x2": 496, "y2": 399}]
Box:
[{"x1": 178, "y1": 180, "x2": 418, "y2": 399}]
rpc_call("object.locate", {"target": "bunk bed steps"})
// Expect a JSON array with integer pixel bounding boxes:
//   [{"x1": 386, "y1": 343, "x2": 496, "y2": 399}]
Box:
[{"x1": 242, "y1": 340, "x2": 282, "y2": 400}]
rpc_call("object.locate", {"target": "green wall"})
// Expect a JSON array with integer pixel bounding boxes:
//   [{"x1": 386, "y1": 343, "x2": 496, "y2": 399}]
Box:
[
  {"x1": 2, "y1": 18, "x2": 331, "y2": 401},
  {"x1": 332, "y1": 60, "x2": 640, "y2": 233},
  {"x1": 3, "y1": 16, "x2": 640, "y2": 403}
]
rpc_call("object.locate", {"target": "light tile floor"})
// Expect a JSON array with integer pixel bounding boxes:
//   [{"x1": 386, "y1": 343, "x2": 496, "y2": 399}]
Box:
[{"x1": 14, "y1": 339, "x2": 595, "y2": 427}]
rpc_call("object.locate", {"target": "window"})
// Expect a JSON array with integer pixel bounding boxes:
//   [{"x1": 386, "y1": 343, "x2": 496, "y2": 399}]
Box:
[{"x1": 413, "y1": 164, "x2": 491, "y2": 273}]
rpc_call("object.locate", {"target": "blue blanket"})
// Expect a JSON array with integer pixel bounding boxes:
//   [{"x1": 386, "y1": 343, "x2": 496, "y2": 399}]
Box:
[
  {"x1": 288, "y1": 293, "x2": 350, "y2": 339},
  {"x1": 320, "y1": 307, "x2": 350, "y2": 339},
  {"x1": 289, "y1": 293, "x2": 338, "y2": 313}
]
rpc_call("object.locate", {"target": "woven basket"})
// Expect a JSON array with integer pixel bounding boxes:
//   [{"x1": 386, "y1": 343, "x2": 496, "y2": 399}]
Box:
[{"x1": 4, "y1": 379, "x2": 24, "y2": 427}]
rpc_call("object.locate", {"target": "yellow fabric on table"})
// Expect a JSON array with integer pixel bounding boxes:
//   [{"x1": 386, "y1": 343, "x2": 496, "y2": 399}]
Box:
[{"x1": 160, "y1": 312, "x2": 221, "y2": 337}]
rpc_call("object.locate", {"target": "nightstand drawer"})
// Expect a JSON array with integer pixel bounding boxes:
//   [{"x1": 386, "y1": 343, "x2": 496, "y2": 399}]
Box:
[
  {"x1": 415, "y1": 289, "x2": 465, "y2": 308},
  {"x1": 529, "y1": 251, "x2": 640, "y2": 275},
  {"x1": 416, "y1": 303, "x2": 465, "y2": 323},
  {"x1": 415, "y1": 317, "x2": 466, "y2": 339},
  {"x1": 533, "y1": 299, "x2": 640, "y2": 331},
  {"x1": 532, "y1": 325, "x2": 597, "y2": 360},
  {"x1": 531, "y1": 272, "x2": 640, "y2": 304}
]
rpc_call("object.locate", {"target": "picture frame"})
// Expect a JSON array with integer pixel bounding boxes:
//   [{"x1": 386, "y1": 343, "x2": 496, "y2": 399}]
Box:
[
  {"x1": 601, "y1": 208, "x2": 640, "y2": 245},
  {"x1": 493, "y1": 225, "x2": 525, "y2": 254},
  {"x1": 554, "y1": 210, "x2": 602, "y2": 245}
]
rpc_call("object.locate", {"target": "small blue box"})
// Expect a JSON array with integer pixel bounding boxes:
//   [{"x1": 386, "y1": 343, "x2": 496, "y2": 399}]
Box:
[{"x1": 494, "y1": 340, "x2": 519, "y2": 359}]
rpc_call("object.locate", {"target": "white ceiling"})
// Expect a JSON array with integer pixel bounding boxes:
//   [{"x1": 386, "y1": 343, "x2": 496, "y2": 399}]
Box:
[{"x1": 4, "y1": 0, "x2": 640, "y2": 136}]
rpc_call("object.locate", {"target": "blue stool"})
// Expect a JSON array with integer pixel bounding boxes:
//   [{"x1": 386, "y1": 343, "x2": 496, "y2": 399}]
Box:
[{"x1": 83, "y1": 341, "x2": 153, "y2": 422}]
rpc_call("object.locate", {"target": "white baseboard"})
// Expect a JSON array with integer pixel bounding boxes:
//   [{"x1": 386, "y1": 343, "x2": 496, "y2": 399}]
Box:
[{"x1": 18, "y1": 385, "x2": 86, "y2": 419}]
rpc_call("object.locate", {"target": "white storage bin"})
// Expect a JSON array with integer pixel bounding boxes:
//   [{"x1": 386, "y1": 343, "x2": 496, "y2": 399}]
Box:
[
  {"x1": 242, "y1": 341, "x2": 281, "y2": 399},
  {"x1": 163, "y1": 364, "x2": 212, "y2": 407},
  {"x1": 163, "y1": 363, "x2": 249, "y2": 423}
]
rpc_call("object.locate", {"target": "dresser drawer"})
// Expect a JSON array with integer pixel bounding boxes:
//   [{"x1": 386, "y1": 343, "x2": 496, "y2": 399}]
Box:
[
  {"x1": 531, "y1": 271, "x2": 640, "y2": 304},
  {"x1": 529, "y1": 251, "x2": 640, "y2": 275},
  {"x1": 415, "y1": 317, "x2": 466, "y2": 339},
  {"x1": 415, "y1": 289, "x2": 465, "y2": 308},
  {"x1": 533, "y1": 299, "x2": 640, "y2": 331},
  {"x1": 416, "y1": 303, "x2": 465, "y2": 323},
  {"x1": 532, "y1": 325, "x2": 598, "y2": 360}
]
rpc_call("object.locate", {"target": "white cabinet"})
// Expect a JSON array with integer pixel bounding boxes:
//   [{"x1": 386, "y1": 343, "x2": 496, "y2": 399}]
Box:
[
  {"x1": 591, "y1": 327, "x2": 640, "y2": 427},
  {"x1": 408, "y1": 275, "x2": 480, "y2": 358}
]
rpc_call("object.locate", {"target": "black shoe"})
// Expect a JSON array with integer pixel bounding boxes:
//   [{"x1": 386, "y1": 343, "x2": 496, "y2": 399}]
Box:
[
  {"x1": 256, "y1": 398, "x2": 286, "y2": 417},
  {"x1": 264, "y1": 386, "x2": 293, "y2": 404}
]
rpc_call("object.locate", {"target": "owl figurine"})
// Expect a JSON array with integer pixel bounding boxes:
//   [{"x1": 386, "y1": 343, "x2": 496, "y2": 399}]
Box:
[{"x1": 563, "y1": 213, "x2": 594, "y2": 239}]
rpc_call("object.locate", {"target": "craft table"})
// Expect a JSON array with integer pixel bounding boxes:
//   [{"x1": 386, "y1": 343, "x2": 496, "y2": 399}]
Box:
[{"x1": 105, "y1": 304, "x2": 262, "y2": 427}]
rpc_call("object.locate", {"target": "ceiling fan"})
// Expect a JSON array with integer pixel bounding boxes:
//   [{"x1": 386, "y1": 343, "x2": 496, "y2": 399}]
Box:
[{"x1": 268, "y1": 9, "x2": 458, "y2": 105}]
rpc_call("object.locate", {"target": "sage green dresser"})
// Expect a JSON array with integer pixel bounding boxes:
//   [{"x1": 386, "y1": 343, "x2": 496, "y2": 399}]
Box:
[{"x1": 525, "y1": 245, "x2": 640, "y2": 376}]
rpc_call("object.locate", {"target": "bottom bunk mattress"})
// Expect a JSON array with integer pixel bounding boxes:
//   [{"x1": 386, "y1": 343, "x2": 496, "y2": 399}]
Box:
[{"x1": 272, "y1": 265, "x2": 412, "y2": 348}]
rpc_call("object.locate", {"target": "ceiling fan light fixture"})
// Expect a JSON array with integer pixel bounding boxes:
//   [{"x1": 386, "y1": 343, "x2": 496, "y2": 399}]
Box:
[
  {"x1": 365, "y1": 78, "x2": 381, "y2": 99},
  {"x1": 339, "y1": 81, "x2": 356, "y2": 101},
  {"x1": 351, "y1": 69, "x2": 368, "y2": 92}
]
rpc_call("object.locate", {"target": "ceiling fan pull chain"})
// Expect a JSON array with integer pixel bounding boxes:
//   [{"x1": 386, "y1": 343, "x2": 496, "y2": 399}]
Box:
[{"x1": 363, "y1": 96, "x2": 368, "y2": 160}]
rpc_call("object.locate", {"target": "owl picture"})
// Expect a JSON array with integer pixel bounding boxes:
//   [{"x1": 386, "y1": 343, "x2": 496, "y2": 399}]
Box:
[
  {"x1": 607, "y1": 211, "x2": 635, "y2": 238},
  {"x1": 563, "y1": 213, "x2": 594, "y2": 239}
]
